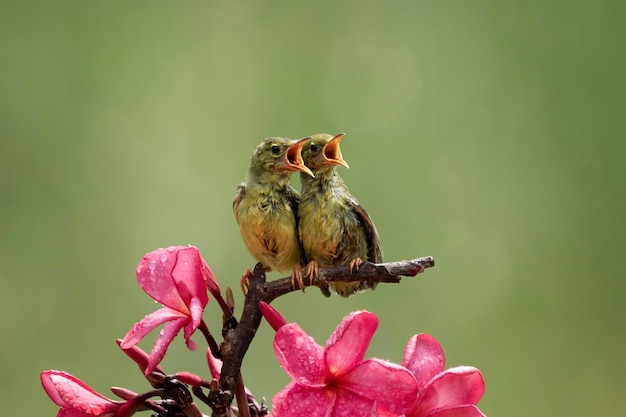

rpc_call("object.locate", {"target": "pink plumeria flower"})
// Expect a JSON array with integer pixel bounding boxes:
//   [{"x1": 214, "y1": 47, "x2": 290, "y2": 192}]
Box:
[
  {"x1": 261, "y1": 303, "x2": 418, "y2": 417},
  {"x1": 41, "y1": 370, "x2": 138, "y2": 417},
  {"x1": 401, "y1": 334, "x2": 486, "y2": 417},
  {"x1": 120, "y1": 245, "x2": 214, "y2": 374}
]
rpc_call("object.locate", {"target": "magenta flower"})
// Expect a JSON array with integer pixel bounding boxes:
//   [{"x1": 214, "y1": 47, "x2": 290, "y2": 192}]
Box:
[
  {"x1": 400, "y1": 334, "x2": 486, "y2": 417},
  {"x1": 41, "y1": 370, "x2": 137, "y2": 417},
  {"x1": 120, "y1": 245, "x2": 213, "y2": 374},
  {"x1": 264, "y1": 305, "x2": 418, "y2": 417}
]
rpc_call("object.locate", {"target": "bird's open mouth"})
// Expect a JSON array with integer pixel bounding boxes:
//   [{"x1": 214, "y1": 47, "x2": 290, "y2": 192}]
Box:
[
  {"x1": 323, "y1": 133, "x2": 349, "y2": 169},
  {"x1": 285, "y1": 137, "x2": 314, "y2": 177}
]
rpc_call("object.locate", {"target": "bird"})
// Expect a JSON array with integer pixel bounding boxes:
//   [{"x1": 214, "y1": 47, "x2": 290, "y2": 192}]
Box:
[
  {"x1": 297, "y1": 133, "x2": 382, "y2": 297},
  {"x1": 233, "y1": 137, "x2": 313, "y2": 292}
]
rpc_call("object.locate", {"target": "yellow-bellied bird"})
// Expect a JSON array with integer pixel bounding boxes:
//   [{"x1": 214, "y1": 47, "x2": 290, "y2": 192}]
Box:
[
  {"x1": 234, "y1": 137, "x2": 313, "y2": 291},
  {"x1": 298, "y1": 133, "x2": 382, "y2": 297}
]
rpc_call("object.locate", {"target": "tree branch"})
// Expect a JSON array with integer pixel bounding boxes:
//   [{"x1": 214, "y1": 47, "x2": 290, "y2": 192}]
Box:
[{"x1": 218, "y1": 256, "x2": 435, "y2": 400}]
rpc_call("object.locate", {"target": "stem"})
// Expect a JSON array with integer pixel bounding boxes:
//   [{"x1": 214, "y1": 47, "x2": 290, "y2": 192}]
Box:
[
  {"x1": 198, "y1": 320, "x2": 222, "y2": 360},
  {"x1": 235, "y1": 372, "x2": 251, "y2": 417},
  {"x1": 213, "y1": 291, "x2": 235, "y2": 321}
]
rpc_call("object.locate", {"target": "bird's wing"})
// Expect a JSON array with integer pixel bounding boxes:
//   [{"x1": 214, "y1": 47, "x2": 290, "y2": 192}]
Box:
[
  {"x1": 285, "y1": 184, "x2": 308, "y2": 264},
  {"x1": 232, "y1": 183, "x2": 246, "y2": 224},
  {"x1": 284, "y1": 184, "x2": 300, "y2": 218},
  {"x1": 347, "y1": 195, "x2": 383, "y2": 263}
]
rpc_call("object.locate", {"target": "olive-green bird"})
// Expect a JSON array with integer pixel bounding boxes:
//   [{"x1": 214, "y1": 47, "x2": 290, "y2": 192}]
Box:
[
  {"x1": 233, "y1": 137, "x2": 313, "y2": 291},
  {"x1": 298, "y1": 133, "x2": 383, "y2": 297}
]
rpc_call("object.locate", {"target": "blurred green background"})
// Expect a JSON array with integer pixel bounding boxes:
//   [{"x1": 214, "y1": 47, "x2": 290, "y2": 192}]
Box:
[{"x1": 2, "y1": 1, "x2": 624, "y2": 416}]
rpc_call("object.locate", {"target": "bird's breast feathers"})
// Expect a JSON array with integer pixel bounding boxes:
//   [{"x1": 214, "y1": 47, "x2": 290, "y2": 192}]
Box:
[
  {"x1": 236, "y1": 195, "x2": 300, "y2": 273},
  {"x1": 299, "y1": 195, "x2": 367, "y2": 265}
]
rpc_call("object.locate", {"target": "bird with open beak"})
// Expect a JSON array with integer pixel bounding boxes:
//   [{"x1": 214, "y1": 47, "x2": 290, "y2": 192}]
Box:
[
  {"x1": 233, "y1": 137, "x2": 314, "y2": 291},
  {"x1": 298, "y1": 133, "x2": 383, "y2": 297}
]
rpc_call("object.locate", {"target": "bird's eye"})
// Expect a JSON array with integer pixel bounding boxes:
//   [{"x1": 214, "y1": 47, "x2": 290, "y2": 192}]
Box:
[
  {"x1": 310, "y1": 143, "x2": 319, "y2": 152},
  {"x1": 270, "y1": 144, "x2": 281, "y2": 155}
]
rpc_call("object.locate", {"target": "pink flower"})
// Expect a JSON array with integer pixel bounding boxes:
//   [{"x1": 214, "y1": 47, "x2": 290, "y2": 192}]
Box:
[
  {"x1": 120, "y1": 246, "x2": 213, "y2": 374},
  {"x1": 401, "y1": 334, "x2": 486, "y2": 417},
  {"x1": 40, "y1": 370, "x2": 137, "y2": 417},
  {"x1": 264, "y1": 305, "x2": 418, "y2": 417}
]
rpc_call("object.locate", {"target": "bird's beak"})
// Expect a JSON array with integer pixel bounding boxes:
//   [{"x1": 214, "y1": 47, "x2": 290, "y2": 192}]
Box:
[
  {"x1": 322, "y1": 133, "x2": 350, "y2": 169},
  {"x1": 284, "y1": 137, "x2": 315, "y2": 177}
]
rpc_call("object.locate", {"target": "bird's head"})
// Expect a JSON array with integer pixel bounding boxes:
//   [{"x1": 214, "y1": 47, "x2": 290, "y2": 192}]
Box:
[
  {"x1": 249, "y1": 136, "x2": 314, "y2": 181},
  {"x1": 301, "y1": 133, "x2": 350, "y2": 172}
]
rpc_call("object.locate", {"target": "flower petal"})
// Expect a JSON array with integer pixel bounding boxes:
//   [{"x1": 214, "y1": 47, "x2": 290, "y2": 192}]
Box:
[
  {"x1": 272, "y1": 382, "x2": 334, "y2": 417},
  {"x1": 146, "y1": 317, "x2": 188, "y2": 374},
  {"x1": 171, "y1": 246, "x2": 209, "y2": 307},
  {"x1": 333, "y1": 390, "x2": 376, "y2": 417},
  {"x1": 40, "y1": 370, "x2": 120, "y2": 414},
  {"x1": 136, "y1": 247, "x2": 190, "y2": 312},
  {"x1": 202, "y1": 258, "x2": 221, "y2": 298},
  {"x1": 425, "y1": 404, "x2": 486, "y2": 417},
  {"x1": 182, "y1": 296, "x2": 204, "y2": 350},
  {"x1": 402, "y1": 334, "x2": 445, "y2": 391},
  {"x1": 325, "y1": 311, "x2": 378, "y2": 376},
  {"x1": 174, "y1": 372, "x2": 204, "y2": 386},
  {"x1": 259, "y1": 301, "x2": 288, "y2": 331},
  {"x1": 59, "y1": 410, "x2": 116, "y2": 417},
  {"x1": 120, "y1": 307, "x2": 187, "y2": 348},
  {"x1": 341, "y1": 359, "x2": 418, "y2": 416},
  {"x1": 206, "y1": 347, "x2": 223, "y2": 379},
  {"x1": 116, "y1": 339, "x2": 164, "y2": 375},
  {"x1": 274, "y1": 323, "x2": 326, "y2": 387},
  {"x1": 41, "y1": 370, "x2": 66, "y2": 406},
  {"x1": 411, "y1": 367, "x2": 485, "y2": 415}
]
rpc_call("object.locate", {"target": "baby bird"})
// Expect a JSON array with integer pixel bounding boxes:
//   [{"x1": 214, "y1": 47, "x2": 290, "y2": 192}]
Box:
[
  {"x1": 298, "y1": 133, "x2": 382, "y2": 297},
  {"x1": 233, "y1": 137, "x2": 313, "y2": 290}
]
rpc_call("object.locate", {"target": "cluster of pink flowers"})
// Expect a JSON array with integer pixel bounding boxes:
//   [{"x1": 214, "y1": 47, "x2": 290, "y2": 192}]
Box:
[
  {"x1": 260, "y1": 302, "x2": 485, "y2": 417},
  {"x1": 41, "y1": 245, "x2": 486, "y2": 417}
]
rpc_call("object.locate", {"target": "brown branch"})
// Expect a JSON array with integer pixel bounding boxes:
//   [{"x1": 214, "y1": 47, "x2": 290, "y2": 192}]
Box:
[
  {"x1": 217, "y1": 256, "x2": 435, "y2": 402},
  {"x1": 264, "y1": 256, "x2": 435, "y2": 298}
]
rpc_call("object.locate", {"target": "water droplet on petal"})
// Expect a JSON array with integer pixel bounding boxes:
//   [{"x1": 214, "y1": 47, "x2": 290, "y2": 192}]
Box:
[
  {"x1": 148, "y1": 260, "x2": 157, "y2": 272},
  {"x1": 160, "y1": 254, "x2": 168, "y2": 263},
  {"x1": 167, "y1": 246, "x2": 176, "y2": 252},
  {"x1": 295, "y1": 336, "x2": 303, "y2": 349}
]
